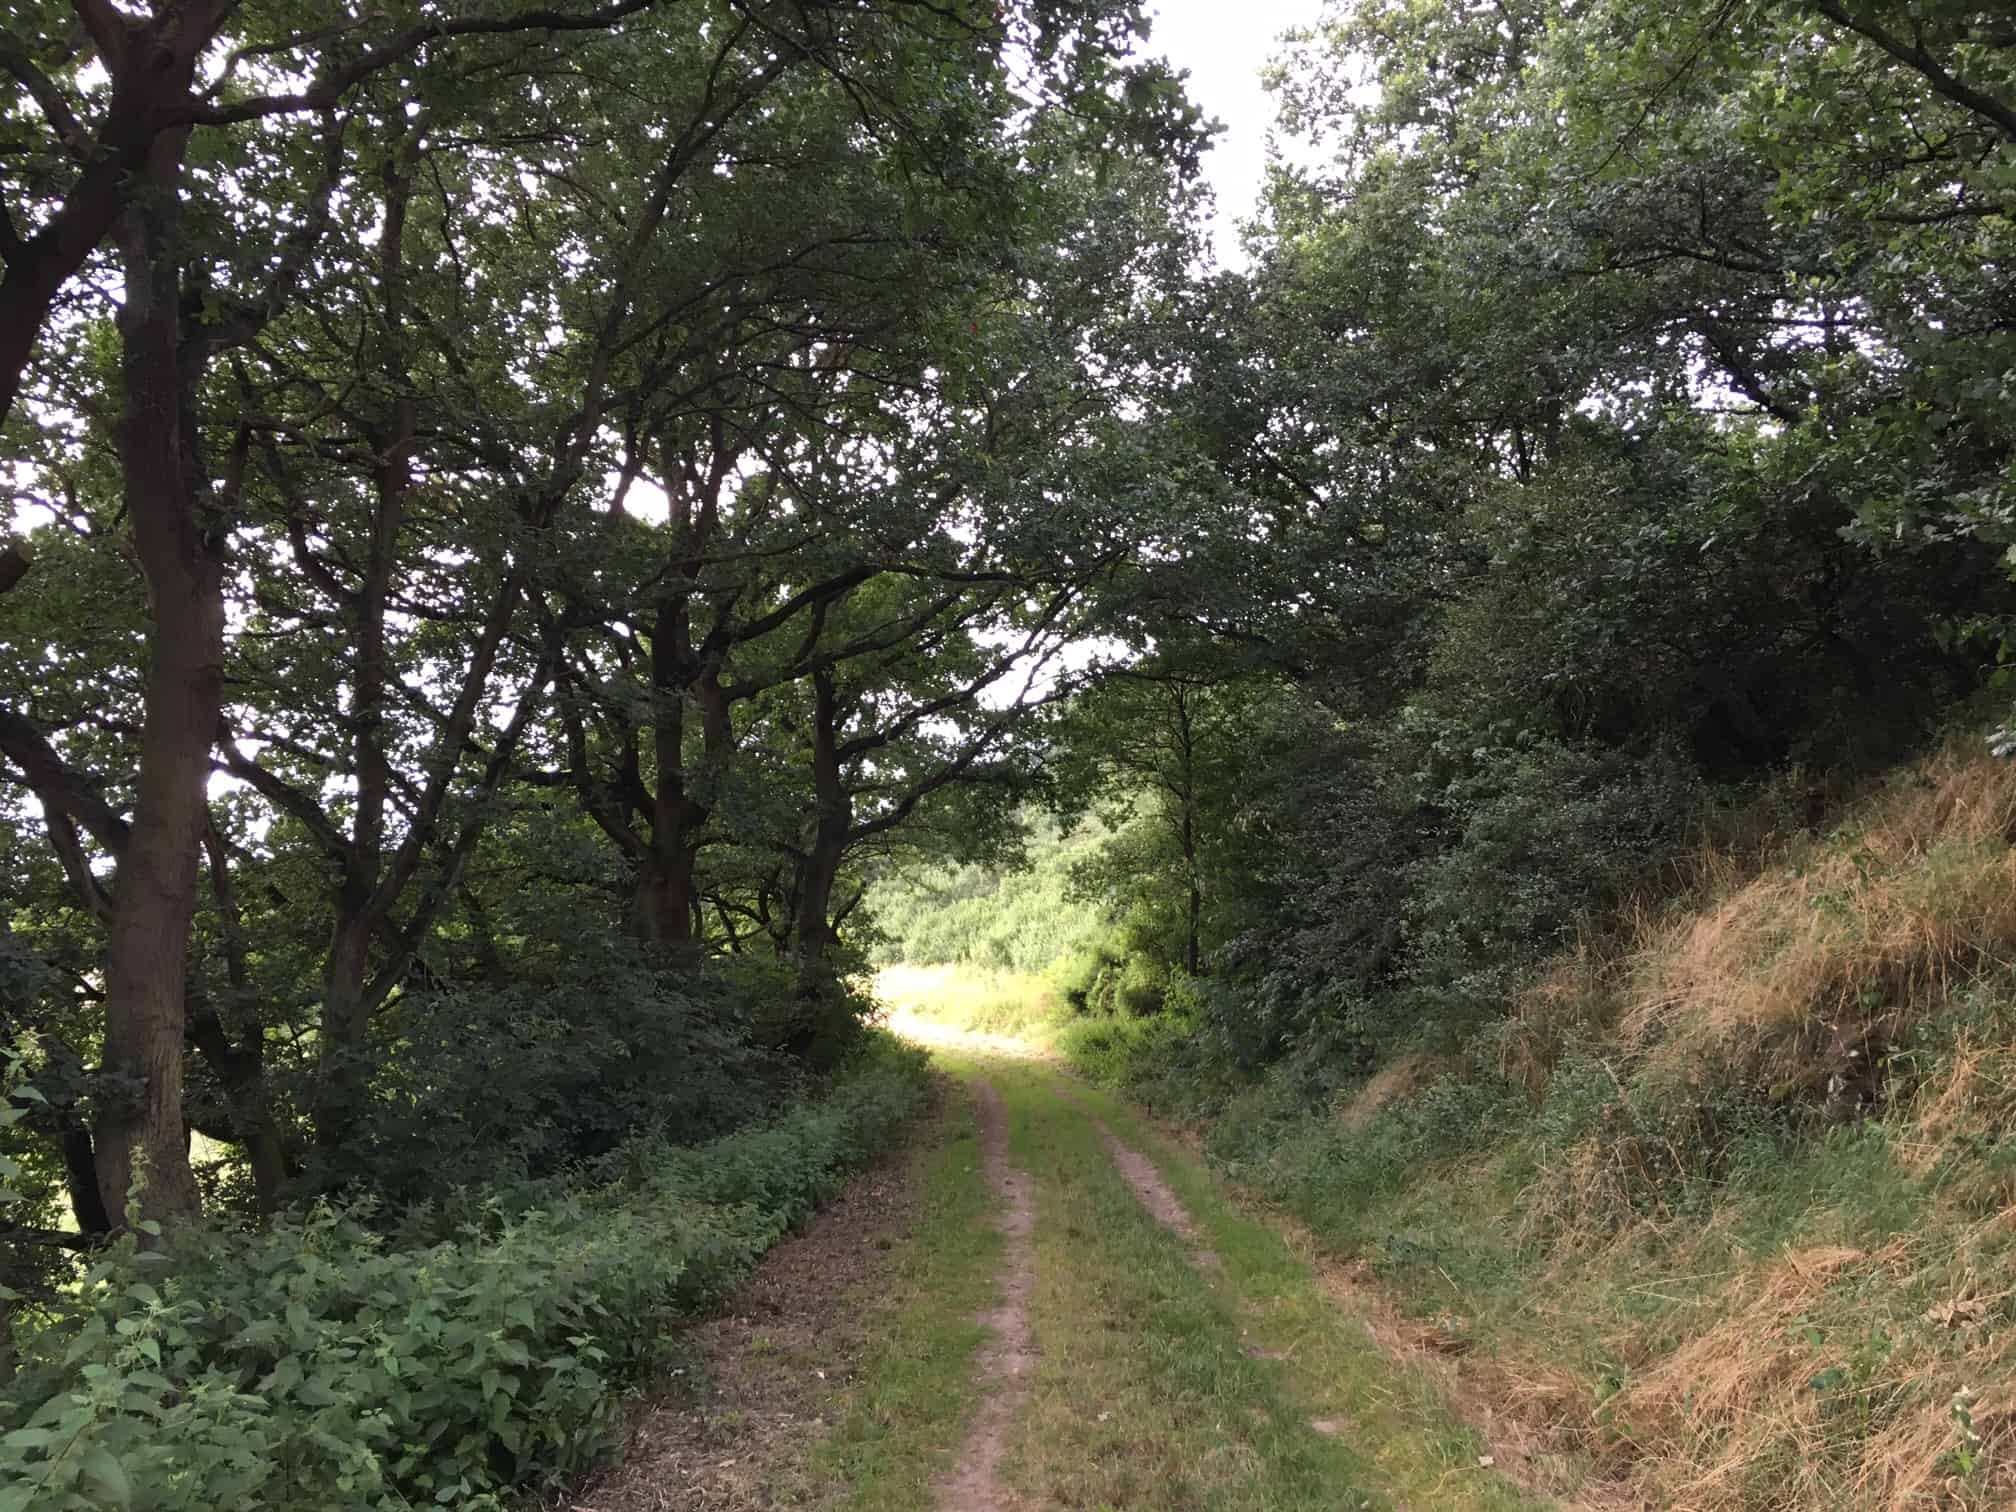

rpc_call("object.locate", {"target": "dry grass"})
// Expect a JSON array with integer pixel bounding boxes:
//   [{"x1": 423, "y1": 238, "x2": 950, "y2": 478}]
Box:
[
  {"x1": 1615, "y1": 743, "x2": 2016, "y2": 1095},
  {"x1": 1581, "y1": 1229, "x2": 2016, "y2": 1511},
  {"x1": 1604, "y1": 1244, "x2": 1882, "y2": 1505},
  {"x1": 1545, "y1": 748, "x2": 2016, "y2": 1508},
  {"x1": 1333, "y1": 1051, "x2": 1452, "y2": 1129},
  {"x1": 1901, "y1": 1035, "x2": 2016, "y2": 1178},
  {"x1": 1307, "y1": 741, "x2": 2016, "y2": 1510}
]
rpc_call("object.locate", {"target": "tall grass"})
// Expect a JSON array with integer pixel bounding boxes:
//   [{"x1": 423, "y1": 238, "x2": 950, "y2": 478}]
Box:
[
  {"x1": 874, "y1": 963, "x2": 1067, "y2": 1040},
  {"x1": 1064, "y1": 741, "x2": 2016, "y2": 1508}
]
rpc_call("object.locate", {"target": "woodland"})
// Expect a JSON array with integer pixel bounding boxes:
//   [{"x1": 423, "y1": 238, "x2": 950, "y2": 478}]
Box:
[{"x1": 1, "y1": 0, "x2": 2014, "y2": 1506}]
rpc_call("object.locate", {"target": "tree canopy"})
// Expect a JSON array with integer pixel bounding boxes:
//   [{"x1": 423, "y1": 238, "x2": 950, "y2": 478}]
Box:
[{"x1": 2, "y1": 0, "x2": 2013, "y2": 1446}]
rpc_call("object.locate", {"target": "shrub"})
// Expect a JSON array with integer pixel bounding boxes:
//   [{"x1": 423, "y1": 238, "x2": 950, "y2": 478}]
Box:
[
  {"x1": 869, "y1": 818, "x2": 1117, "y2": 975},
  {"x1": 1053, "y1": 941, "x2": 1124, "y2": 1015},
  {"x1": 0, "y1": 1037, "x2": 929, "y2": 1512},
  {"x1": 333, "y1": 954, "x2": 793, "y2": 1207}
]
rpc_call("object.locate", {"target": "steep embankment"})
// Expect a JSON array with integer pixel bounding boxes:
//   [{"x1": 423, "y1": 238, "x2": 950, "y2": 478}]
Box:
[{"x1": 1076, "y1": 742, "x2": 2016, "y2": 1509}]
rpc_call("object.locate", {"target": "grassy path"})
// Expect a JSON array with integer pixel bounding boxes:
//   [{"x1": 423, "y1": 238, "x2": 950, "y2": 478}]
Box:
[{"x1": 804, "y1": 1022, "x2": 1550, "y2": 1511}]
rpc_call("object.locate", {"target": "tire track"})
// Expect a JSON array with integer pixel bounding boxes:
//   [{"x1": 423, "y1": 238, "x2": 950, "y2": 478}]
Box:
[
  {"x1": 939, "y1": 1078, "x2": 1037, "y2": 1511},
  {"x1": 1052, "y1": 1079, "x2": 1221, "y2": 1270}
]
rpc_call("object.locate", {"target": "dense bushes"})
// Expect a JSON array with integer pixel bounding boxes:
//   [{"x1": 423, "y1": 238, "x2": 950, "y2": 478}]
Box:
[
  {"x1": 0, "y1": 1037, "x2": 929, "y2": 1512},
  {"x1": 315, "y1": 953, "x2": 808, "y2": 1209}
]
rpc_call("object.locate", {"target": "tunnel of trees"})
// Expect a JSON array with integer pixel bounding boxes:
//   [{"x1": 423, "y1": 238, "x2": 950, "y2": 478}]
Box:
[
  {"x1": 1, "y1": 0, "x2": 1208, "y2": 1245},
  {"x1": 1, "y1": 0, "x2": 2013, "y2": 1502}
]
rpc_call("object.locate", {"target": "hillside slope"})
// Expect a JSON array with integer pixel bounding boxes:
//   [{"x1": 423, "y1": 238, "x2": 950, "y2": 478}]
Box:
[{"x1": 1074, "y1": 742, "x2": 2016, "y2": 1509}]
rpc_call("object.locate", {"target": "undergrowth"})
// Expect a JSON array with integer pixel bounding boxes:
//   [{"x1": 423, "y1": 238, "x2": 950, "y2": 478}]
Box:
[
  {"x1": 1067, "y1": 742, "x2": 2016, "y2": 1509},
  {"x1": 0, "y1": 1036, "x2": 930, "y2": 1512}
]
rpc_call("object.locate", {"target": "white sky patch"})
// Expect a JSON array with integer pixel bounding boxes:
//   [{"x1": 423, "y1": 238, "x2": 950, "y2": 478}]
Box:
[{"x1": 1145, "y1": 0, "x2": 1329, "y2": 268}]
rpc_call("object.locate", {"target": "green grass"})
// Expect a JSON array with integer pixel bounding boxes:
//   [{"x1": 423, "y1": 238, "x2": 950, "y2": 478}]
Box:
[
  {"x1": 798, "y1": 1065, "x2": 1005, "y2": 1509},
  {"x1": 996, "y1": 1061, "x2": 1541, "y2": 1512},
  {"x1": 874, "y1": 964, "x2": 1068, "y2": 1041},
  {"x1": 769, "y1": 1039, "x2": 1545, "y2": 1510},
  {"x1": 1055, "y1": 977, "x2": 2016, "y2": 1505}
]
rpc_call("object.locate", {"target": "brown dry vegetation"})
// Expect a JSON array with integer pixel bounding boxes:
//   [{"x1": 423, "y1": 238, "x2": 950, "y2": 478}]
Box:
[
  {"x1": 1619, "y1": 743, "x2": 2016, "y2": 1095},
  {"x1": 1273, "y1": 743, "x2": 2016, "y2": 1510},
  {"x1": 1333, "y1": 1051, "x2": 1458, "y2": 1130}
]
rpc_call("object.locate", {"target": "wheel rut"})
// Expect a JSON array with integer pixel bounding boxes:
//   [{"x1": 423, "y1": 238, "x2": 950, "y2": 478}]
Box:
[
  {"x1": 938, "y1": 1077, "x2": 1037, "y2": 1511},
  {"x1": 1053, "y1": 1079, "x2": 1222, "y2": 1271}
]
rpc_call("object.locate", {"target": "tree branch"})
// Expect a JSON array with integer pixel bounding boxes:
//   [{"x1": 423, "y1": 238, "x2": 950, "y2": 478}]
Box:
[
  {"x1": 1802, "y1": 0, "x2": 2016, "y2": 142},
  {"x1": 0, "y1": 708, "x2": 129, "y2": 853},
  {"x1": 169, "y1": 0, "x2": 662, "y2": 127},
  {"x1": 215, "y1": 738, "x2": 352, "y2": 865},
  {"x1": 0, "y1": 542, "x2": 31, "y2": 596},
  {"x1": 0, "y1": 41, "x2": 89, "y2": 158}
]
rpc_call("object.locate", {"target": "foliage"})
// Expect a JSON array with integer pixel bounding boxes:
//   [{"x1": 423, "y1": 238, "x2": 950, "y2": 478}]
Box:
[
  {"x1": 5, "y1": 0, "x2": 2016, "y2": 1499},
  {"x1": 0, "y1": 1037, "x2": 928, "y2": 1511},
  {"x1": 1061, "y1": 742, "x2": 2016, "y2": 1506},
  {"x1": 942, "y1": 0, "x2": 2016, "y2": 1100},
  {"x1": 870, "y1": 816, "x2": 1117, "y2": 974},
  {"x1": 313, "y1": 951, "x2": 805, "y2": 1209}
]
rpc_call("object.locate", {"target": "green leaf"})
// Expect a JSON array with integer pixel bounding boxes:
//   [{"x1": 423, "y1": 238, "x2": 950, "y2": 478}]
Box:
[{"x1": 79, "y1": 1446, "x2": 133, "y2": 1509}]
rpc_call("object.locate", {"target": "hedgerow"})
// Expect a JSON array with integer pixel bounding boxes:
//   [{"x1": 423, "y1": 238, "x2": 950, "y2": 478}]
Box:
[{"x1": 0, "y1": 1035, "x2": 929, "y2": 1512}]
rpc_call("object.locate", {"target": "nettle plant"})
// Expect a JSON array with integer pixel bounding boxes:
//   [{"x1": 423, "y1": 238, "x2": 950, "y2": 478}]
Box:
[{"x1": 0, "y1": 1041, "x2": 928, "y2": 1511}]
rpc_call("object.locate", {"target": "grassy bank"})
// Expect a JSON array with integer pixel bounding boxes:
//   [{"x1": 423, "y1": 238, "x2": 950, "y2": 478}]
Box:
[{"x1": 1067, "y1": 744, "x2": 2016, "y2": 1509}]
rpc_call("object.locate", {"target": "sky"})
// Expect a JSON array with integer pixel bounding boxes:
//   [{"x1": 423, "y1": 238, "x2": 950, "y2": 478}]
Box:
[{"x1": 1142, "y1": 0, "x2": 1333, "y2": 267}]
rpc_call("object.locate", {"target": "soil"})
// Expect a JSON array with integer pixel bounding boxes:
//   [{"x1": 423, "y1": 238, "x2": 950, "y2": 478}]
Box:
[
  {"x1": 566, "y1": 1087, "x2": 939, "y2": 1512},
  {"x1": 936, "y1": 1077, "x2": 1038, "y2": 1511},
  {"x1": 1051, "y1": 1076, "x2": 1222, "y2": 1271}
]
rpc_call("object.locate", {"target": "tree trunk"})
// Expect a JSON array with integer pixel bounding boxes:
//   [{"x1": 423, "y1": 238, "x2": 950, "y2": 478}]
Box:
[
  {"x1": 795, "y1": 670, "x2": 852, "y2": 966},
  {"x1": 187, "y1": 999, "x2": 289, "y2": 1216},
  {"x1": 1175, "y1": 688, "x2": 1203, "y2": 978},
  {"x1": 637, "y1": 589, "x2": 705, "y2": 954},
  {"x1": 634, "y1": 847, "x2": 701, "y2": 949},
  {"x1": 57, "y1": 1120, "x2": 113, "y2": 1239},
  {"x1": 194, "y1": 826, "x2": 288, "y2": 1213},
  {"x1": 1180, "y1": 800, "x2": 1202, "y2": 977},
  {"x1": 1185, "y1": 868, "x2": 1202, "y2": 978},
  {"x1": 313, "y1": 908, "x2": 375, "y2": 1154},
  {"x1": 93, "y1": 130, "x2": 219, "y2": 1234},
  {"x1": 188, "y1": 1029, "x2": 289, "y2": 1216},
  {"x1": 242, "y1": 1122, "x2": 290, "y2": 1216},
  {"x1": 0, "y1": 9, "x2": 221, "y2": 426},
  {"x1": 794, "y1": 842, "x2": 846, "y2": 964}
]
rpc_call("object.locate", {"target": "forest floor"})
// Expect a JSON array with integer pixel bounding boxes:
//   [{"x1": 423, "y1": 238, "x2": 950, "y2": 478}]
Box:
[{"x1": 582, "y1": 1007, "x2": 1582, "y2": 1511}]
